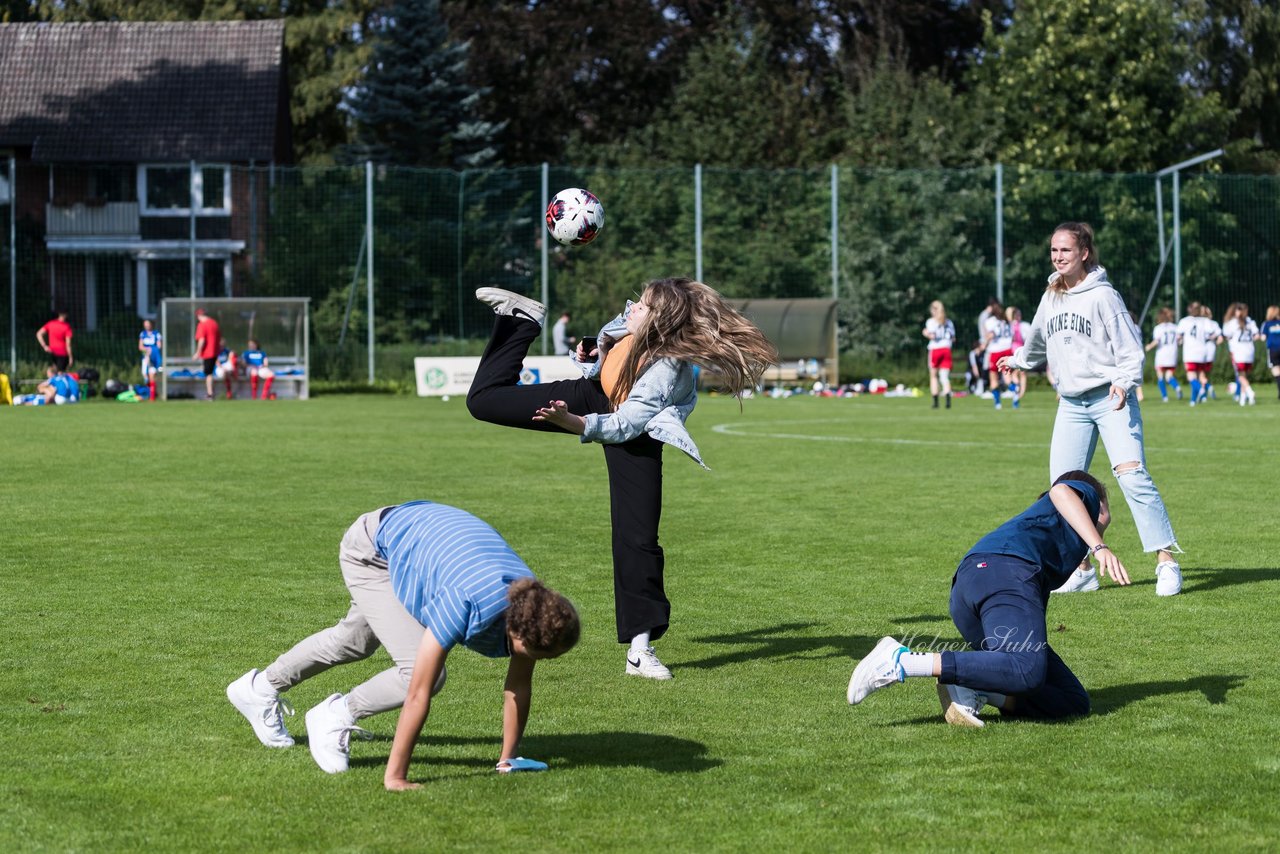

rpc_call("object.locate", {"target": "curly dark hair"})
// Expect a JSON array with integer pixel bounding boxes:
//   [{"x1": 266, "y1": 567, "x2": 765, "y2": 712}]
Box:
[{"x1": 506, "y1": 578, "x2": 580, "y2": 656}]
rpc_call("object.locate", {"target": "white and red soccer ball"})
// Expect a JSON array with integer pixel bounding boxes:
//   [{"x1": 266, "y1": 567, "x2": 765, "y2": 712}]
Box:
[{"x1": 545, "y1": 188, "x2": 604, "y2": 246}]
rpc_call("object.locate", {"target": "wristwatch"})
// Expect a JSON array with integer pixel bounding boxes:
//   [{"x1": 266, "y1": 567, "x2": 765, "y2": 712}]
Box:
[{"x1": 1091, "y1": 543, "x2": 1110, "y2": 554}]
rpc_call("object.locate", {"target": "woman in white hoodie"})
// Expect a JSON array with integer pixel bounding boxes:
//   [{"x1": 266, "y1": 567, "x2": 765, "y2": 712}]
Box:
[{"x1": 999, "y1": 222, "x2": 1182, "y2": 596}]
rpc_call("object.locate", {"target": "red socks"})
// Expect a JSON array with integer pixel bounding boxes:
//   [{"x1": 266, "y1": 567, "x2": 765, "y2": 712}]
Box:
[
  {"x1": 262, "y1": 376, "x2": 274, "y2": 399},
  {"x1": 250, "y1": 375, "x2": 260, "y2": 399}
]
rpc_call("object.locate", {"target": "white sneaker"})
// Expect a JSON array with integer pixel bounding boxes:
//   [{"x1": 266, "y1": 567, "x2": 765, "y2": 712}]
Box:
[
  {"x1": 1051, "y1": 566, "x2": 1100, "y2": 593},
  {"x1": 304, "y1": 693, "x2": 371, "y2": 774},
  {"x1": 1155, "y1": 560, "x2": 1183, "y2": 596},
  {"x1": 936, "y1": 682, "x2": 987, "y2": 728},
  {"x1": 626, "y1": 646, "x2": 673, "y2": 680},
  {"x1": 227, "y1": 669, "x2": 295, "y2": 747},
  {"x1": 475, "y1": 287, "x2": 546, "y2": 327},
  {"x1": 847, "y1": 636, "x2": 907, "y2": 704}
]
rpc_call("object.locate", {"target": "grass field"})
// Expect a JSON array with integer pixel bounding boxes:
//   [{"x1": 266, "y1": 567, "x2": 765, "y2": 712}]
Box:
[{"x1": 4, "y1": 389, "x2": 1279, "y2": 852}]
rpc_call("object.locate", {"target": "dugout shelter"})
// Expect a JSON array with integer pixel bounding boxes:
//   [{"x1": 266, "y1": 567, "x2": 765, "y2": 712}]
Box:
[
  {"x1": 160, "y1": 297, "x2": 310, "y2": 400},
  {"x1": 724, "y1": 298, "x2": 839, "y2": 388}
]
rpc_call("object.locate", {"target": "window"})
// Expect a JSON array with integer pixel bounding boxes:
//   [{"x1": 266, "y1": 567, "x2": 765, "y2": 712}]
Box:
[
  {"x1": 139, "y1": 164, "x2": 231, "y2": 215},
  {"x1": 144, "y1": 166, "x2": 190, "y2": 210}
]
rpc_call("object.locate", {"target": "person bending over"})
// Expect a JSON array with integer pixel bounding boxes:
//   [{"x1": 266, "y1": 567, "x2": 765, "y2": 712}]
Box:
[
  {"x1": 227, "y1": 500, "x2": 579, "y2": 788},
  {"x1": 848, "y1": 471, "x2": 1127, "y2": 726}
]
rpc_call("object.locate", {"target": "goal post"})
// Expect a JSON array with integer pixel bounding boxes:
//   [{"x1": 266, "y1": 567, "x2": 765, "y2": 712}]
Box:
[{"x1": 160, "y1": 297, "x2": 310, "y2": 400}]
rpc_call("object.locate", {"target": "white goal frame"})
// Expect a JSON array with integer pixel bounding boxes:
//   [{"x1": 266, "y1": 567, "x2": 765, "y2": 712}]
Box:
[{"x1": 160, "y1": 297, "x2": 310, "y2": 400}]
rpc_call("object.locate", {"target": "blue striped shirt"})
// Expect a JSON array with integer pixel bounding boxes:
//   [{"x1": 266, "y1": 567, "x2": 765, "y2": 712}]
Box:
[{"x1": 375, "y1": 501, "x2": 532, "y2": 657}]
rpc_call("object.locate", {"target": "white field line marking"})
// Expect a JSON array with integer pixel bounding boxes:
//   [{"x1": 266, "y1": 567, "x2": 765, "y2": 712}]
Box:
[{"x1": 709, "y1": 418, "x2": 1240, "y2": 454}]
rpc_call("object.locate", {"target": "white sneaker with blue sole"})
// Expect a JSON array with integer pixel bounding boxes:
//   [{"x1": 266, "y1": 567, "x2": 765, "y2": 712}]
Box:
[{"x1": 847, "y1": 636, "x2": 908, "y2": 704}]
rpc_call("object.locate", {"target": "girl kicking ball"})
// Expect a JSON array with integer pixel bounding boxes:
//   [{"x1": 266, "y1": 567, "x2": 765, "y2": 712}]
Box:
[{"x1": 467, "y1": 278, "x2": 776, "y2": 680}]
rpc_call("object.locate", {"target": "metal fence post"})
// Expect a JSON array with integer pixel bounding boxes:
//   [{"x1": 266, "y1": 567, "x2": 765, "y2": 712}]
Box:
[
  {"x1": 540, "y1": 162, "x2": 549, "y2": 356},
  {"x1": 1172, "y1": 171, "x2": 1181, "y2": 318},
  {"x1": 830, "y1": 163, "x2": 838, "y2": 299},
  {"x1": 694, "y1": 163, "x2": 703, "y2": 283},
  {"x1": 366, "y1": 161, "x2": 375, "y2": 384},
  {"x1": 995, "y1": 163, "x2": 1004, "y2": 304},
  {"x1": 189, "y1": 159, "x2": 197, "y2": 298},
  {"x1": 8, "y1": 154, "x2": 15, "y2": 376},
  {"x1": 457, "y1": 170, "x2": 465, "y2": 338}
]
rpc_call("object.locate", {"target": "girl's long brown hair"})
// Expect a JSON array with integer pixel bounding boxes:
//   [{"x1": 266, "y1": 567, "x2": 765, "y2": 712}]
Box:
[{"x1": 609, "y1": 278, "x2": 778, "y2": 406}]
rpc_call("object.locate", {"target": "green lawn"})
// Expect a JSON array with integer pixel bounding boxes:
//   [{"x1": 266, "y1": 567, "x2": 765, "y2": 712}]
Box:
[{"x1": 4, "y1": 390, "x2": 1278, "y2": 852}]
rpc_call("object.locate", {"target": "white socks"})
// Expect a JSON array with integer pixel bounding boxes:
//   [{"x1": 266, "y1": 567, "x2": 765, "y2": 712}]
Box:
[
  {"x1": 900, "y1": 653, "x2": 936, "y2": 678},
  {"x1": 629, "y1": 632, "x2": 651, "y2": 654}
]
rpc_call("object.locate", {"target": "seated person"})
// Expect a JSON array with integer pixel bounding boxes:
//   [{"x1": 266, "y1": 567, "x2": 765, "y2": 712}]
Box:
[
  {"x1": 240, "y1": 339, "x2": 276, "y2": 400},
  {"x1": 38, "y1": 367, "x2": 80, "y2": 405},
  {"x1": 214, "y1": 348, "x2": 238, "y2": 400}
]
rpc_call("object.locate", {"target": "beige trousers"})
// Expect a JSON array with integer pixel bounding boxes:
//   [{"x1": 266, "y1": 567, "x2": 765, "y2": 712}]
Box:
[{"x1": 262, "y1": 508, "x2": 435, "y2": 719}]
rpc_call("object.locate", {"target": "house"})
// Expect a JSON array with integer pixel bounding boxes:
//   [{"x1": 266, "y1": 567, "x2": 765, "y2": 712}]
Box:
[{"x1": 0, "y1": 20, "x2": 290, "y2": 331}]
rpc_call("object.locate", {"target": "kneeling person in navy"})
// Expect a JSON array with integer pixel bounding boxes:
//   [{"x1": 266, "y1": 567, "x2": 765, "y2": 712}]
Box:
[
  {"x1": 848, "y1": 470, "x2": 1127, "y2": 725},
  {"x1": 227, "y1": 501, "x2": 580, "y2": 788}
]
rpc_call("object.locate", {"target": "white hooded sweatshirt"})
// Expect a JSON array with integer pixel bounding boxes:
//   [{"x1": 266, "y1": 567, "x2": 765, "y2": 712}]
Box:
[{"x1": 1007, "y1": 266, "x2": 1145, "y2": 397}]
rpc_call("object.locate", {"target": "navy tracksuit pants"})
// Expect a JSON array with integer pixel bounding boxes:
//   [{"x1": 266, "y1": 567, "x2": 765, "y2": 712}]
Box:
[{"x1": 939, "y1": 553, "x2": 1090, "y2": 719}]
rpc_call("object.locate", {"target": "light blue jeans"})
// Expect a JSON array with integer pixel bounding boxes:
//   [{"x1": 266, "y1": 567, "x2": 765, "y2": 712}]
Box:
[{"x1": 1048, "y1": 385, "x2": 1180, "y2": 554}]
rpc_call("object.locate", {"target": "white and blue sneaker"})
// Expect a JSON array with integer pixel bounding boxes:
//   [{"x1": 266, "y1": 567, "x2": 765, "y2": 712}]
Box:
[
  {"x1": 226, "y1": 669, "x2": 295, "y2": 748},
  {"x1": 475, "y1": 287, "x2": 546, "y2": 327},
  {"x1": 937, "y1": 682, "x2": 988, "y2": 728},
  {"x1": 847, "y1": 636, "x2": 908, "y2": 704}
]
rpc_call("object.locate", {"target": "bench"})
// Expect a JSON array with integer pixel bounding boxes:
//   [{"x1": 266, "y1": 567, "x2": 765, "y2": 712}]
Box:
[{"x1": 164, "y1": 361, "x2": 309, "y2": 400}]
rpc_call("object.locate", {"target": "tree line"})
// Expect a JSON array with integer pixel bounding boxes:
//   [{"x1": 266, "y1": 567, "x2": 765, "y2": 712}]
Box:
[{"x1": 5, "y1": 0, "x2": 1279, "y2": 174}]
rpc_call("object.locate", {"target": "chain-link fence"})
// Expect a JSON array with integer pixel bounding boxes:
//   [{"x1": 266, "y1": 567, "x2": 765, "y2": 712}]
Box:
[{"x1": 3, "y1": 161, "x2": 1277, "y2": 384}]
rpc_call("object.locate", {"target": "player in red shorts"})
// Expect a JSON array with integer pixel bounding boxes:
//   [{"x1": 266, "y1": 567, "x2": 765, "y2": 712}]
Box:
[
  {"x1": 923, "y1": 301, "x2": 956, "y2": 409},
  {"x1": 983, "y1": 302, "x2": 1013, "y2": 409}
]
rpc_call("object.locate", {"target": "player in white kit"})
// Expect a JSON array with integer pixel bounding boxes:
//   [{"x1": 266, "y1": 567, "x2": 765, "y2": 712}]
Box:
[{"x1": 1144, "y1": 307, "x2": 1181, "y2": 402}]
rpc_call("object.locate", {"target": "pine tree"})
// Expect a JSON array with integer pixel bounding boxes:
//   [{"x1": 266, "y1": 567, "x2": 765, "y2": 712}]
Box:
[{"x1": 345, "y1": 0, "x2": 501, "y2": 168}]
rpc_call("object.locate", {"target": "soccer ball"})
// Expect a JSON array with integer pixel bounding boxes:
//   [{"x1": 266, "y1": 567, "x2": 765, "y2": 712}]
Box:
[{"x1": 545, "y1": 188, "x2": 604, "y2": 246}]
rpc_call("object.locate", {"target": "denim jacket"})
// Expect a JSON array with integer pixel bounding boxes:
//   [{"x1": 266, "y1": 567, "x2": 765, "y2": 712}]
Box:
[{"x1": 574, "y1": 306, "x2": 705, "y2": 468}]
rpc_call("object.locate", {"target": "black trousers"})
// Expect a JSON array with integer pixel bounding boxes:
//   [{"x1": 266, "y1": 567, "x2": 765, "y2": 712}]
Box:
[{"x1": 466, "y1": 315, "x2": 670, "y2": 643}]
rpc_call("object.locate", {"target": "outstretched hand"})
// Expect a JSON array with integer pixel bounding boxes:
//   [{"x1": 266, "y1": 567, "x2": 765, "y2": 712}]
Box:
[
  {"x1": 533, "y1": 400, "x2": 586, "y2": 435},
  {"x1": 1094, "y1": 547, "x2": 1130, "y2": 586}
]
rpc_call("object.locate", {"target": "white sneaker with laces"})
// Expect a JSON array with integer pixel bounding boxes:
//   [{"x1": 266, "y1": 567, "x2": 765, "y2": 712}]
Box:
[
  {"x1": 847, "y1": 636, "x2": 908, "y2": 704},
  {"x1": 305, "y1": 693, "x2": 372, "y2": 774},
  {"x1": 475, "y1": 287, "x2": 547, "y2": 327},
  {"x1": 226, "y1": 669, "x2": 295, "y2": 748},
  {"x1": 1155, "y1": 560, "x2": 1183, "y2": 596},
  {"x1": 1051, "y1": 566, "x2": 1100, "y2": 593},
  {"x1": 936, "y1": 682, "x2": 987, "y2": 728},
  {"x1": 626, "y1": 646, "x2": 673, "y2": 680}
]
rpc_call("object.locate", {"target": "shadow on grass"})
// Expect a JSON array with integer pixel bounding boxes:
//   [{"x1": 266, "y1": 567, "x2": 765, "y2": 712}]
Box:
[
  {"x1": 346, "y1": 731, "x2": 720, "y2": 774},
  {"x1": 681, "y1": 622, "x2": 882, "y2": 669},
  {"x1": 1178, "y1": 567, "x2": 1280, "y2": 594},
  {"x1": 1089, "y1": 673, "x2": 1247, "y2": 715},
  {"x1": 883, "y1": 673, "x2": 1247, "y2": 726}
]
